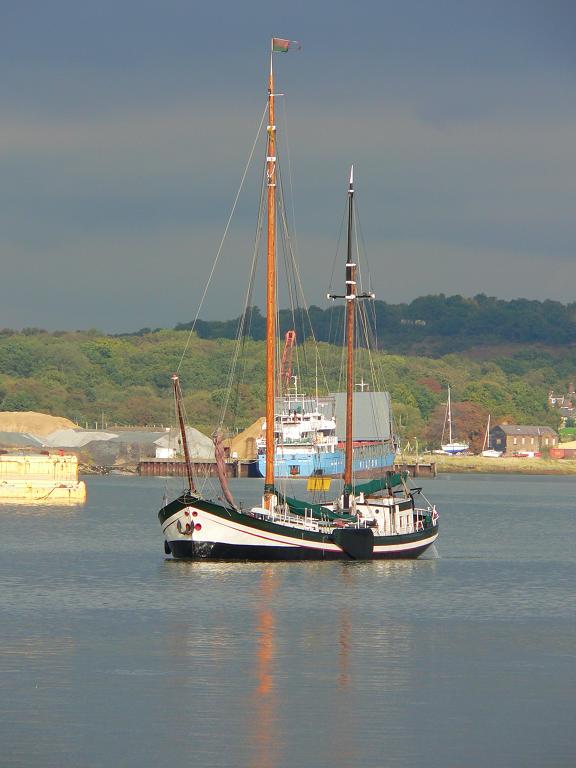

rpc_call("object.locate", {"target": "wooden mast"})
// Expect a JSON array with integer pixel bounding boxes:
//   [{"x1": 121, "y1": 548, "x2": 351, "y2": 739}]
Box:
[
  {"x1": 172, "y1": 373, "x2": 196, "y2": 493},
  {"x1": 264, "y1": 45, "x2": 277, "y2": 498},
  {"x1": 329, "y1": 167, "x2": 374, "y2": 508}
]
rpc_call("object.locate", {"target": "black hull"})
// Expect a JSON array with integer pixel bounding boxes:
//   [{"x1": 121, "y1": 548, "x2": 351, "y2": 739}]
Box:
[{"x1": 167, "y1": 537, "x2": 436, "y2": 561}]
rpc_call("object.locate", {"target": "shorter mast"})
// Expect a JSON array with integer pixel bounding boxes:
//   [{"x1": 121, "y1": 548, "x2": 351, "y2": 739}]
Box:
[
  {"x1": 328, "y1": 167, "x2": 374, "y2": 508},
  {"x1": 344, "y1": 167, "x2": 356, "y2": 506},
  {"x1": 172, "y1": 373, "x2": 196, "y2": 493}
]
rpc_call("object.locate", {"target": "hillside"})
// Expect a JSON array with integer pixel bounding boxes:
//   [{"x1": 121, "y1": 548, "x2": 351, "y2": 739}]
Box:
[
  {"x1": 0, "y1": 317, "x2": 569, "y2": 448},
  {"x1": 175, "y1": 294, "x2": 576, "y2": 354}
]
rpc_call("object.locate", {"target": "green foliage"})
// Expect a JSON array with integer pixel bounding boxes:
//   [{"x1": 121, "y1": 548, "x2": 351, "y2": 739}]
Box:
[
  {"x1": 392, "y1": 403, "x2": 425, "y2": 438},
  {"x1": 560, "y1": 426, "x2": 576, "y2": 441},
  {"x1": 0, "y1": 321, "x2": 571, "y2": 438},
  {"x1": 2, "y1": 390, "x2": 39, "y2": 412},
  {"x1": 185, "y1": 294, "x2": 576, "y2": 351},
  {"x1": 0, "y1": 338, "x2": 40, "y2": 377},
  {"x1": 462, "y1": 381, "x2": 510, "y2": 413}
]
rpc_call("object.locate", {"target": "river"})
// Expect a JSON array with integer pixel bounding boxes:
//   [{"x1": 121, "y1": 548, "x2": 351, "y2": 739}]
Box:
[{"x1": 0, "y1": 473, "x2": 574, "y2": 767}]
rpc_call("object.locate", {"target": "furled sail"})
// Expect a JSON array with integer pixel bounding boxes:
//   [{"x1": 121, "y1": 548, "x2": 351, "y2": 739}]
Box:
[{"x1": 213, "y1": 431, "x2": 237, "y2": 509}]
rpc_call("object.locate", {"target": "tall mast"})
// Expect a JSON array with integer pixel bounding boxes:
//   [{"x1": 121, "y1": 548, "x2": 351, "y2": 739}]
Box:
[
  {"x1": 328, "y1": 167, "x2": 374, "y2": 508},
  {"x1": 344, "y1": 167, "x2": 356, "y2": 506},
  {"x1": 264, "y1": 48, "x2": 277, "y2": 498}
]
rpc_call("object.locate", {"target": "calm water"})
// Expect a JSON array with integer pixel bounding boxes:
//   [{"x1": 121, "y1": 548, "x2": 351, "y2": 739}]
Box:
[{"x1": 0, "y1": 473, "x2": 574, "y2": 768}]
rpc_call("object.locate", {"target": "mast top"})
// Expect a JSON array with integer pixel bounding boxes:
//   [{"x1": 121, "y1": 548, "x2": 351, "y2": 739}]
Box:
[{"x1": 349, "y1": 165, "x2": 354, "y2": 191}]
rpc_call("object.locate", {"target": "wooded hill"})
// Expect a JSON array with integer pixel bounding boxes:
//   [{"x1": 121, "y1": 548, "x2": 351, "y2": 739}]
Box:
[
  {"x1": 175, "y1": 294, "x2": 576, "y2": 354},
  {"x1": 1, "y1": 293, "x2": 573, "y2": 450}
]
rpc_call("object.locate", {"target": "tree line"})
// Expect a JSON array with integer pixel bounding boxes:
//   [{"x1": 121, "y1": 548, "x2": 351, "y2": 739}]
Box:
[
  {"x1": 175, "y1": 294, "x2": 576, "y2": 352},
  {"x1": 0, "y1": 315, "x2": 571, "y2": 446}
]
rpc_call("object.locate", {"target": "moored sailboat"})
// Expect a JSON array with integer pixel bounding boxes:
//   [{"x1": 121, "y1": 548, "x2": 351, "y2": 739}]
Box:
[
  {"x1": 481, "y1": 414, "x2": 502, "y2": 457},
  {"x1": 441, "y1": 385, "x2": 469, "y2": 455},
  {"x1": 158, "y1": 40, "x2": 439, "y2": 560}
]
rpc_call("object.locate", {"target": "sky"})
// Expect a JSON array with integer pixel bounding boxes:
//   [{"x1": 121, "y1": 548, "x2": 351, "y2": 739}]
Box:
[{"x1": 0, "y1": 0, "x2": 574, "y2": 332}]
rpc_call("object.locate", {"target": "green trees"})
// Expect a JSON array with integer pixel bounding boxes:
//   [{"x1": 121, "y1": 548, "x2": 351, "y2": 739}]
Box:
[
  {"x1": 0, "y1": 322, "x2": 569, "y2": 440},
  {"x1": 184, "y1": 294, "x2": 576, "y2": 350}
]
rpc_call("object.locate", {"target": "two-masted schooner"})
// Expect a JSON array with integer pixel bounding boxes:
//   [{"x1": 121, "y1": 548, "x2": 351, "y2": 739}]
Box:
[{"x1": 158, "y1": 39, "x2": 439, "y2": 560}]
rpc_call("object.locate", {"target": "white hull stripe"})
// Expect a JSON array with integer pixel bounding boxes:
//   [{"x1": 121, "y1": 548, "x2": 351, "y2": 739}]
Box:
[{"x1": 205, "y1": 516, "x2": 303, "y2": 548}]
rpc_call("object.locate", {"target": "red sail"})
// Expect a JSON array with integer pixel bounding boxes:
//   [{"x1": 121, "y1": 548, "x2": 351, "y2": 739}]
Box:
[{"x1": 213, "y1": 431, "x2": 237, "y2": 509}]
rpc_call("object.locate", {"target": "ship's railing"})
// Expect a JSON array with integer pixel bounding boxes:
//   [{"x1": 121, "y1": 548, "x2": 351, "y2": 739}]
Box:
[
  {"x1": 251, "y1": 500, "x2": 438, "y2": 533},
  {"x1": 251, "y1": 503, "x2": 332, "y2": 531},
  {"x1": 276, "y1": 435, "x2": 336, "y2": 446},
  {"x1": 413, "y1": 505, "x2": 437, "y2": 530}
]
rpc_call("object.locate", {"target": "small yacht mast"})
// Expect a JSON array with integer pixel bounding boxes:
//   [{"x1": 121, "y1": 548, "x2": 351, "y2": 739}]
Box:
[{"x1": 447, "y1": 385, "x2": 453, "y2": 445}]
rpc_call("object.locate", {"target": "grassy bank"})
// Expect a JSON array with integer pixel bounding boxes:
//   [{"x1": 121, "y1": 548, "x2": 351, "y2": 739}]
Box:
[{"x1": 402, "y1": 453, "x2": 576, "y2": 476}]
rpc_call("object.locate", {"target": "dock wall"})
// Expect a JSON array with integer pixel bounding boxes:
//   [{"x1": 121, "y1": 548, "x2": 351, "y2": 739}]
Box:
[
  {"x1": 137, "y1": 459, "x2": 257, "y2": 478},
  {"x1": 137, "y1": 459, "x2": 435, "y2": 479}
]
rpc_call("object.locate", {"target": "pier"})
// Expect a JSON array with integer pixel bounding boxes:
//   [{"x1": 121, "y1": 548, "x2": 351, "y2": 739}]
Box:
[
  {"x1": 394, "y1": 461, "x2": 437, "y2": 478},
  {"x1": 137, "y1": 458, "x2": 435, "y2": 479},
  {"x1": 137, "y1": 458, "x2": 258, "y2": 478}
]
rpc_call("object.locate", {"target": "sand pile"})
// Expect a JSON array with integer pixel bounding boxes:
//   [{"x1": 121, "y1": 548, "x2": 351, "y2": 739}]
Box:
[
  {"x1": 0, "y1": 411, "x2": 78, "y2": 437},
  {"x1": 226, "y1": 417, "x2": 265, "y2": 459}
]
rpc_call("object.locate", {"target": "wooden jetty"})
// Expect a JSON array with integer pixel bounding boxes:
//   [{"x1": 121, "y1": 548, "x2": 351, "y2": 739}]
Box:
[
  {"x1": 137, "y1": 458, "x2": 257, "y2": 478},
  {"x1": 138, "y1": 458, "x2": 435, "y2": 479},
  {"x1": 394, "y1": 461, "x2": 437, "y2": 478}
]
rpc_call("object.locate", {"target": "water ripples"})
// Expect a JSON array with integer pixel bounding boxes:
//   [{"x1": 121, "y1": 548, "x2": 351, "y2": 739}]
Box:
[{"x1": 1, "y1": 475, "x2": 575, "y2": 768}]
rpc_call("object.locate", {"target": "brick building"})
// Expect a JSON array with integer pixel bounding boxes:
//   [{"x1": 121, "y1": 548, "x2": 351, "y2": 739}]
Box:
[{"x1": 489, "y1": 425, "x2": 558, "y2": 455}]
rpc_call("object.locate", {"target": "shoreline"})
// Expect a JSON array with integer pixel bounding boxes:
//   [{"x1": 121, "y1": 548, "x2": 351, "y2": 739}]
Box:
[
  {"x1": 81, "y1": 454, "x2": 576, "y2": 478},
  {"x1": 407, "y1": 454, "x2": 576, "y2": 476}
]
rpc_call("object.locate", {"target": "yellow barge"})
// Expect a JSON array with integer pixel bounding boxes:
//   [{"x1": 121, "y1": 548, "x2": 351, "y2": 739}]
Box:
[{"x1": 0, "y1": 453, "x2": 86, "y2": 502}]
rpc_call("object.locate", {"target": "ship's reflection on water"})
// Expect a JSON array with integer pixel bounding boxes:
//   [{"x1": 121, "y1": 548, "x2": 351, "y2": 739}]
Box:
[
  {"x1": 159, "y1": 559, "x2": 439, "y2": 767},
  {"x1": 244, "y1": 561, "x2": 435, "y2": 768},
  {"x1": 249, "y1": 568, "x2": 282, "y2": 768},
  {"x1": 337, "y1": 605, "x2": 351, "y2": 691},
  {"x1": 0, "y1": 499, "x2": 84, "y2": 517}
]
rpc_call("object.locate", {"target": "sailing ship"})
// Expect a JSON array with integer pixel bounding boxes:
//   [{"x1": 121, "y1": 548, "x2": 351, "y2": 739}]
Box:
[
  {"x1": 441, "y1": 385, "x2": 469, "y2": 455},
  {"x1": 158, "y1": 39, "x2": 439, "y2": 560}
]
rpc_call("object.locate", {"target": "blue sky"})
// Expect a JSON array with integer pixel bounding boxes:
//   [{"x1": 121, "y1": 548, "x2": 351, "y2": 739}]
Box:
[{"x1": 0, "y1": 0, "x2": 574, "y2": 331}]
